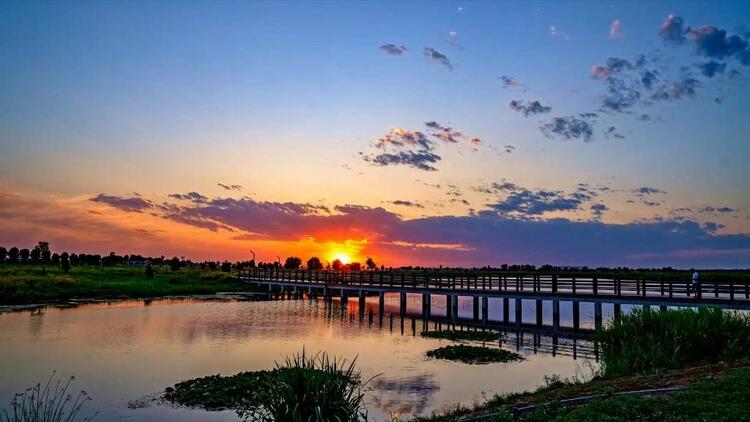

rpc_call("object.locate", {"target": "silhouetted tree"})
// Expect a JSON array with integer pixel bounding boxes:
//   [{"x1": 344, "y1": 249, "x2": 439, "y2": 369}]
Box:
[
  {"x1": 30, "y1": 247, "x2": 41, "y2": 263},
  {"x1": 19, "y1": 248, "x2": 30, "y2": 263},
  {"x1": 220, "y1": 261, "x2": 232, "y2": 273},
  {"x1": 145, "y1": 263, "x2": 154, "y2": 278},
  {"x1": 248, "y1": 259, "x2": 256, "y2": 268},
  {"x1": 37, "y1": 242, "x2": 51, "y2": 264},
  {"x1": 0, "y1": 247, "x2": 6, "y2": 263},
  {"x1": 349, "y1": 262, "x2": 361, "y2": 271},
  {"x1": 51, "y1": 253, "x2": 60, "y2": 265},
  {"x1": 208, "y1": 261, "x2": 217, "y2": 270},
  {"x1": 307, "y1": 256, "x2": 323, "y2": 270},
  {"x1": 169, "y1": 257, "x2": 180, "y2": 271},
  {"x1": 284, "y1": 256, "x2": 302, "y2": 269},
  {"x1": 366, "y1": 257, "x2": 376, "y2": 270},
  {"x1": 60, "y1": 252, "x2": 70, "y2": 273},
  {"x1": 332, "y1": 259, "x2": 343, "y2": 272},
  {"x1": 69, "y1": 253, "x2": 79, "y2": 266},
  {"x1": 8, "y1": 247, "x2": 19, "y2": 264}
]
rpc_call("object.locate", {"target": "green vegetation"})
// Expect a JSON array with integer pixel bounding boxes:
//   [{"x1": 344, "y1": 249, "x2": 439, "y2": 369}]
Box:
[
  {"x1": 410, "y1": 363, "x2": 750, "y2": 421},
  {"x1": 1, "y1": 373, "x2": 95, "y2": 422},
  {"x1": 0, "y1": 264, "x2": 259, "y2": 305},
  {"x1": 596, "y1": 307, "x2": 750, "y2": 377},
  {"x1": 165, "y1": 351, "x2": 368, "y2": 422},
  {"x1": 495, "y1": 367, "x2": 750, "y2": 421},
  {"x1": 421, "y1": 329, "x2": 504, "y2": 342},
  {"x1": 426, "y1": 345, "x2": 522, "y2": 364}
]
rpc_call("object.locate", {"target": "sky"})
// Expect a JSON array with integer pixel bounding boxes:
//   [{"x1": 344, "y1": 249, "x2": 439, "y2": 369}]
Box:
[{"x1": 1, "y1": 1, "x2": 749, "y2": 268}]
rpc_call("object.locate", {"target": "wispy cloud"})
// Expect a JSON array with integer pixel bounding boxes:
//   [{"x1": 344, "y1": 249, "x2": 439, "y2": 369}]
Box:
[
  {"x1": 424, "y1": 47, "x2": 453, "y2": 70},
  {"x1": 508, "y1": 100, "x2": 552, "y2": 117},
  {"x1": 540, "y1": 113, "x2": 597, "y2": 142},
  {"x1": 90, "y1": 194, "x2": 153, "y2": 213},
  {"x1": 609, "y1": 19, "x2": 622, "y2": 39},
  {"x1": 549, "y1": 25, "x2": 570, "y2": 40},
  {"x1": 379, "y1": 44, "x2": 407, "y2": 56},
  {"x1": 217, "y1": 183, "x2": 242, "y2": 191}
]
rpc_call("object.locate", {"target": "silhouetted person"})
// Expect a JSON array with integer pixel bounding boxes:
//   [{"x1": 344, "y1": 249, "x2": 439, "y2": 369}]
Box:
[{"x1": 691, "y1": 271, "x2": 700, "y2": 297}]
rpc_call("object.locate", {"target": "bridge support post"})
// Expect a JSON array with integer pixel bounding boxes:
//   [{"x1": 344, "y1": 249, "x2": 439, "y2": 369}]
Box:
[
  {"x1": 400, "y1": 291, "x2": 407, "y2": 316},
  {"x1": 340, "y1": 288, "x2": 348, "y2": 305},
  {"x1": 503, "y1": 298, "x2": 510, "y2": 323},
  {"x1": 515, "y1": 298, "x2": 523, "y2": 326},
  {"x1": 594, "y1": 302, "x2": 603, "y2": 330},
  {"x1": 481, "y1": 296, "x2": 488, "y2": 324},
  {"x1": 473, "y1": 296, "x2": 480, "y2": 321},
  {"x1": 267, "y1": 284, "x2": 273, "y2": 299},
  {"x1": 422, "y1": 293, "x2": 431, "y2": 319},
  {"x1": 445, "y1": 295, "x2": 452, "y2": 318},
  {"x1": 323, "y1": 285, "x2": 330, "y2": 301},
  {"x1": 359, "y1": 290, "x2": 366, "y2": 319},
  {"x1": 536, "y1": 300, "x2": 543, "y2": 326},
  {"x1": 614, "y1": 303, "x2": 621, "y2": 319},
  {"x1": 552, "y1": 300, "x2": 560, "y2": 331},
  {"x1": 378, "y1": 291, "x2": 385, "y2": 316},
  {"x1": 573, "y1": 301, "x2": 580, "y2": 330},
  {"x1": 451, "y1": 295, "x2": 458, "y2": 320}
]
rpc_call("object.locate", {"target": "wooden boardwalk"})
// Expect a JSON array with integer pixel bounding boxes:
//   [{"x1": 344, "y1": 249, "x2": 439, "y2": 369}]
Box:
[
  {"x1": 238, "y1": 268, "x2": 750, "y2": 310},
  {"x1": 237, "y1": 268, "x2": 750, "y2": 333}
]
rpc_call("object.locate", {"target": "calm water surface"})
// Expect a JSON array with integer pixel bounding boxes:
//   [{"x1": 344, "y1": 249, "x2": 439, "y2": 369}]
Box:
[{"x1": 0, "y1": 295, "x2": 602, "y2": 421}]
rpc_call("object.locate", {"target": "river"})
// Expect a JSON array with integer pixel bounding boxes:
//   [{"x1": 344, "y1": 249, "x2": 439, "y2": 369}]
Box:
[{"x1": 0, "y1": 294, "x2": 603, "y2": 421}]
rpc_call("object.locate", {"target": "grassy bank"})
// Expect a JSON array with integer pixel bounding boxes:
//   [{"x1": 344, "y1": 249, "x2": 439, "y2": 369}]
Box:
[
  {"x1": 414, "y1": 308, "x2": 750, "y2": 421},
  {"x1": 411, "y1": 363, "x2": 750, "y2": 421},
  {"x1": 0, "y1": 264, "x2": 260, "y2": 305}
]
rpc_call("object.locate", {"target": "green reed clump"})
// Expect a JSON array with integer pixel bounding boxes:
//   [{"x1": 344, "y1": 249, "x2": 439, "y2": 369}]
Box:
[
  {"x1": 596, "y1": 307, "x2": 750, "y2": 377},
  {"x1": 0, "y1": 372, "x2": 95, "y2": 422},
  {"x1": 238, "y1": 350, "x2": 369, "y2": 422},
  {"x1": 426, "y1": 345, "x2": 523, "y2": 364}
]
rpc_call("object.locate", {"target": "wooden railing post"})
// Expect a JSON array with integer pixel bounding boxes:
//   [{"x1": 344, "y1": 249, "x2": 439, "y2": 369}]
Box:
[{"x1": 552, "y1": 274, "x2": 558, "y2": 294}]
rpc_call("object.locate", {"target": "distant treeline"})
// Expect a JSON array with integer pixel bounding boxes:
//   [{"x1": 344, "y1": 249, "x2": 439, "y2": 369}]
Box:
[{"x1": 1, "y1": 242, "x2": 747, "y2": 278}]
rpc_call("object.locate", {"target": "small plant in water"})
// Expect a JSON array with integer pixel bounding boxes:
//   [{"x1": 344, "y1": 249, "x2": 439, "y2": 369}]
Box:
[
  {"x1": 238, "y1": 350, "x2": 370, "y2": 422},
  {"x1": 0, "y1": 372, "x2": 95, "y2": 422}
]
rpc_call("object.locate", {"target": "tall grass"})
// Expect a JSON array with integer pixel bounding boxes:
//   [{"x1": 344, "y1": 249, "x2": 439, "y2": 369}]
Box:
[
  {"x1": 0, "y1": 373, "x2": 95, "y2": 422},
  {"x1": 596, "y1": 307, "x2": 750, "y2": 377},
  {"x1": 238, "y1": 350, "x2": 370, "y2": 422}
]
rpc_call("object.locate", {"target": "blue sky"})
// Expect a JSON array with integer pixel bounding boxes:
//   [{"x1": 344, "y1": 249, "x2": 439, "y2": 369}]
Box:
[{"x1": 1, "y1": 1, "x2": 749, "y2": 267}]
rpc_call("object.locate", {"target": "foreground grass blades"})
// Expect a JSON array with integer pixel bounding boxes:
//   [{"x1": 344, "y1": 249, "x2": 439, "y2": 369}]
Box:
[{"x1": 0, "y1": 373, "x2": 95, "y2": 422}]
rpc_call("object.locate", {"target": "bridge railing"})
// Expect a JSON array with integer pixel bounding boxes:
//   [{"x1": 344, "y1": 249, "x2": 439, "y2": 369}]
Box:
[{"x1": 238, "y1": 268, "x2": 750, "y2": 302}]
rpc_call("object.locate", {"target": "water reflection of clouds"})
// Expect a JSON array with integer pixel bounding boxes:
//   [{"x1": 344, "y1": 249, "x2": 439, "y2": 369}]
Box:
[{"x1": 368, "y1": 373, "x2": 440, "y2": 419}]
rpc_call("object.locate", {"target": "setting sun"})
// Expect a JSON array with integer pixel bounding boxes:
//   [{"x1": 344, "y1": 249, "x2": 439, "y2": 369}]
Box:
[{"x1": 330, "y1": 252, "x2": 351, "y2": 264}]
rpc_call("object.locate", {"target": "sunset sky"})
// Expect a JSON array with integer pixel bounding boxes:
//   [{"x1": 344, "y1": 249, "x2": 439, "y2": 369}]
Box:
[{"x1": 1, "y1": 1, "x2": 749, "y2": 268}]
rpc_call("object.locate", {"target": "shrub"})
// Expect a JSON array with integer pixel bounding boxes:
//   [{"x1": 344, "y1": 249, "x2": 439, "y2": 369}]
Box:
[
  {"x1": 144, "y1": 264, "x2": 154, "y2": 278},
  {"x1": 238, "y1": 351, "x2": 368, "y2": 422},
  {"x1": 596, "y1": 307, "x2": 750, "y2": 377},
  {"x1": 169, "y1": 257, "x2": 180, "y2": 271},
  {"x1": 220, "y1": 262, "x2": 232, "y2": 273}
]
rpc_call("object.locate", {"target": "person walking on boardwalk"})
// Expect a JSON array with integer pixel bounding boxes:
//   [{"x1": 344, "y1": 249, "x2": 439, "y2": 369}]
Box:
[{"x1": 691, "y1": 271, "x2": 700, "y2": 298}]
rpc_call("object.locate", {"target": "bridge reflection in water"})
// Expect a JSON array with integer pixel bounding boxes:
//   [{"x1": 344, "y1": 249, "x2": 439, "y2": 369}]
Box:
[{"x1": 269, "y1": 290, "x2": 598, "y2": 361}]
